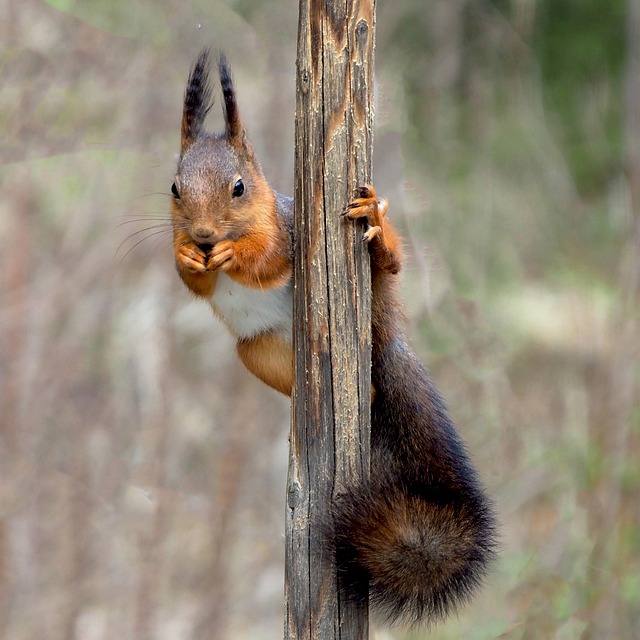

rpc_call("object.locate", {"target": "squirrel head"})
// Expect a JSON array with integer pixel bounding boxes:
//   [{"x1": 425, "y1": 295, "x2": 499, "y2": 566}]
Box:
[{"x1": 171, "y1": 49, "x2": 273, "y2": 245}]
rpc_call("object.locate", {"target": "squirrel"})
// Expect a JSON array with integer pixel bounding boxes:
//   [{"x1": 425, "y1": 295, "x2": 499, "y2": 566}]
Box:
[{"x1": 171, "y1": 49, "x2": 497, "y2": 626}]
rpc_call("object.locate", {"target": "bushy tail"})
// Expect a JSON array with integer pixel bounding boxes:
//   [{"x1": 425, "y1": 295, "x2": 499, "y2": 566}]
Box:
[
  {"x1": 333, "y1": 476, "x2": 496, "y2": 625},
  {"x1": 332, "y1": 339, "x2": 497, "y2": 625}
]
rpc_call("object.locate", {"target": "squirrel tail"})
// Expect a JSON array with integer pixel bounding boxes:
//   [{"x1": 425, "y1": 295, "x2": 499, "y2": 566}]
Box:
[
  {"x1": 332, "y1": 476, "x2": 496, "y2": 624},
  {"x1": 332, "y1": 340, "x2": 497, "y2": 625}
]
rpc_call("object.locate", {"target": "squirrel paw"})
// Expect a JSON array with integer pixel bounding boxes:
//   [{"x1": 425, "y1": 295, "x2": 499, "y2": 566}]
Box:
[
  {"x1": 343, "y1": 184, "x2": 400, "y2": 275},
  {"x1": 343, "y1": 184, "x2": 389, "y2": 228},
  {"x1": 207, "y1": 239, "x2": 237, "y2": 271},
  {"x1": 362, "y1": 225, "x2": 382, "y2": 244},
  {"x1": 177, "y1": 241, "x2": 210, "y2": 273},
  {"x1": 343, "y1": 184, "x2": 378, "y2": 220}
]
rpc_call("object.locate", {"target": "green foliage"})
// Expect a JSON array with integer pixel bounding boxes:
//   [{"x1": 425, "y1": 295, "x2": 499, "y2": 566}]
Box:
[{"x1": 534, "y1": 0, "x2": 626, "y2": 193}]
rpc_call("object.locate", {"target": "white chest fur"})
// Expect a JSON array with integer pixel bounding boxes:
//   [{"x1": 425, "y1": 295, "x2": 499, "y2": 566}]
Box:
[{"x1": 208, "y1": 272, "x2": 293, "y2": 341}]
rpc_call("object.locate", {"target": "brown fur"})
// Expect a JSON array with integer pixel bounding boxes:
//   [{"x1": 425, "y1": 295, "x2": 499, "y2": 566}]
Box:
[{"x1": 171, "y1": 49, "x2": 497, "y2": 627}]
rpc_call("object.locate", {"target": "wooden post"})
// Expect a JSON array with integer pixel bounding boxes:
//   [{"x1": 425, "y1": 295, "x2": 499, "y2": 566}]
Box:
[{"x1": 285, "y1": 0, "x2": 376, "y2": 638}]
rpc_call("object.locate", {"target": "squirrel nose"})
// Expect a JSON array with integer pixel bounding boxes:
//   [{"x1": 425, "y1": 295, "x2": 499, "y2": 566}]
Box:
[{"x1": 192, "y1": 225, "x2": 216, "y2": 243}]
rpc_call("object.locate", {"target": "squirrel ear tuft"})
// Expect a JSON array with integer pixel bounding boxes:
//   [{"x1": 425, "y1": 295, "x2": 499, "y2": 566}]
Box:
[
  {"x1": 181, "y1": 48, "x2": 214, "y2": 153},
  {"x1": 218, "y1": 52, "x2": 249, "y2": 149}
]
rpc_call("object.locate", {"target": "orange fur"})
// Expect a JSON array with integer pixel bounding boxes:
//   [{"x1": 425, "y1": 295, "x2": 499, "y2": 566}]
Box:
[
  {"x1": 236, "y1": 331, "x2": 293, "y2": 395},
  {"x1": 172, "y1": 225, "x2": 218, "y2": 298},
  {"x1": 344, "y1": 185, "x2": 402, "y2": 275},
  {"x1": 210, "y1": 190, "x2": 292, "y2": 289},
  {"x1": 171, "y1": 151, "x2": 291, "y2": 296}
]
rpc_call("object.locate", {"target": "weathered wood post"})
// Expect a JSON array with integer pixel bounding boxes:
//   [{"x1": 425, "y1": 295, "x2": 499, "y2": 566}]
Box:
[{"x1": 285, "y1": 0, "x2": 376, "y2": 638}]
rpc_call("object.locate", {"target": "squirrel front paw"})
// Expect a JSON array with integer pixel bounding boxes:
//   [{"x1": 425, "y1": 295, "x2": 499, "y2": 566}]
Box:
[
  {"x1": 176, "y1": 239, "x2": 237, "y2": 273},
  {"x1": 342, "y1": 184, "x2": 389, "y2": 243},
  {"x1": 206, "y1": 239, "x2": 237, "y2": 272},
  {"x1": 176, "y1": 241, "x2": 210, "y2": 273},
  {"x1": 342, "y1": 183, "x2": 401, "y2": 275}
]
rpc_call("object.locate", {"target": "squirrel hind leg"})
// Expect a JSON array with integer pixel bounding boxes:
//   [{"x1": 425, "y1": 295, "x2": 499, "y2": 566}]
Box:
[{"x1": 331, "y1": 480, "x2": 497, "y2": 626}]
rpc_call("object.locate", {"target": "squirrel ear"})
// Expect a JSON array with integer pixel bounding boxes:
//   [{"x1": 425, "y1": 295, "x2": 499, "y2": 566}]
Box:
[
  {"x1": 218, "y1": 52, "x2": 251, "y2": 152},
  {"x1": 181, "y1": 48, "x2": 214, "y2": 153}
]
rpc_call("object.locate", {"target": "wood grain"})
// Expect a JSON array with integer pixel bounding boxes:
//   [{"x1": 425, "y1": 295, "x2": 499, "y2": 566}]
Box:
[{"x1": 285, "y1": 0, "x2": 376, "y2": 638}]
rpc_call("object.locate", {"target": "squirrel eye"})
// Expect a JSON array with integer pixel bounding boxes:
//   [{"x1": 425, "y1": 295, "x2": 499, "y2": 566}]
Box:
[
  {"x1": 232, "y1": 179, "x2": 245, "y2": 198},
  {"x1": 171, "y1": 182, "x2": 180, "y2": 199}
]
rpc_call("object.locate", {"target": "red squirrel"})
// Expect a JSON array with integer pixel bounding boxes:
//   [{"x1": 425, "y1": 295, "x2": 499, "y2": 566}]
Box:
[{"x1": 171, "y1": 49, "x2": 496, "y2": 625}]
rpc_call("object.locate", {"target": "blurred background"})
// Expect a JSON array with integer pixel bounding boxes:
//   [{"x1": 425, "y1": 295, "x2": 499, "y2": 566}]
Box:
[{"x1": 1, "y1": 0, "x2": 638, "y2": 638}]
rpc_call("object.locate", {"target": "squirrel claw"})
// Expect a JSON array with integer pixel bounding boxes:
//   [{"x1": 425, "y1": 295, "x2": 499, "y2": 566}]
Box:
[
  {"x1": 341, "y1": 202, "x2": 362, "y2": 217},
  {"x1": 363, "y1": 225, "x2": 381, "y2": 244},
  {"x1": 344, "y1": 184, "x2": 379, "y2": 222},
  {"x1": 177, "y1": 241, "x2": 209, "y2": 273},
  {"x1": 207, "y1": 240, "x2": 236, "y2": 271}
]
